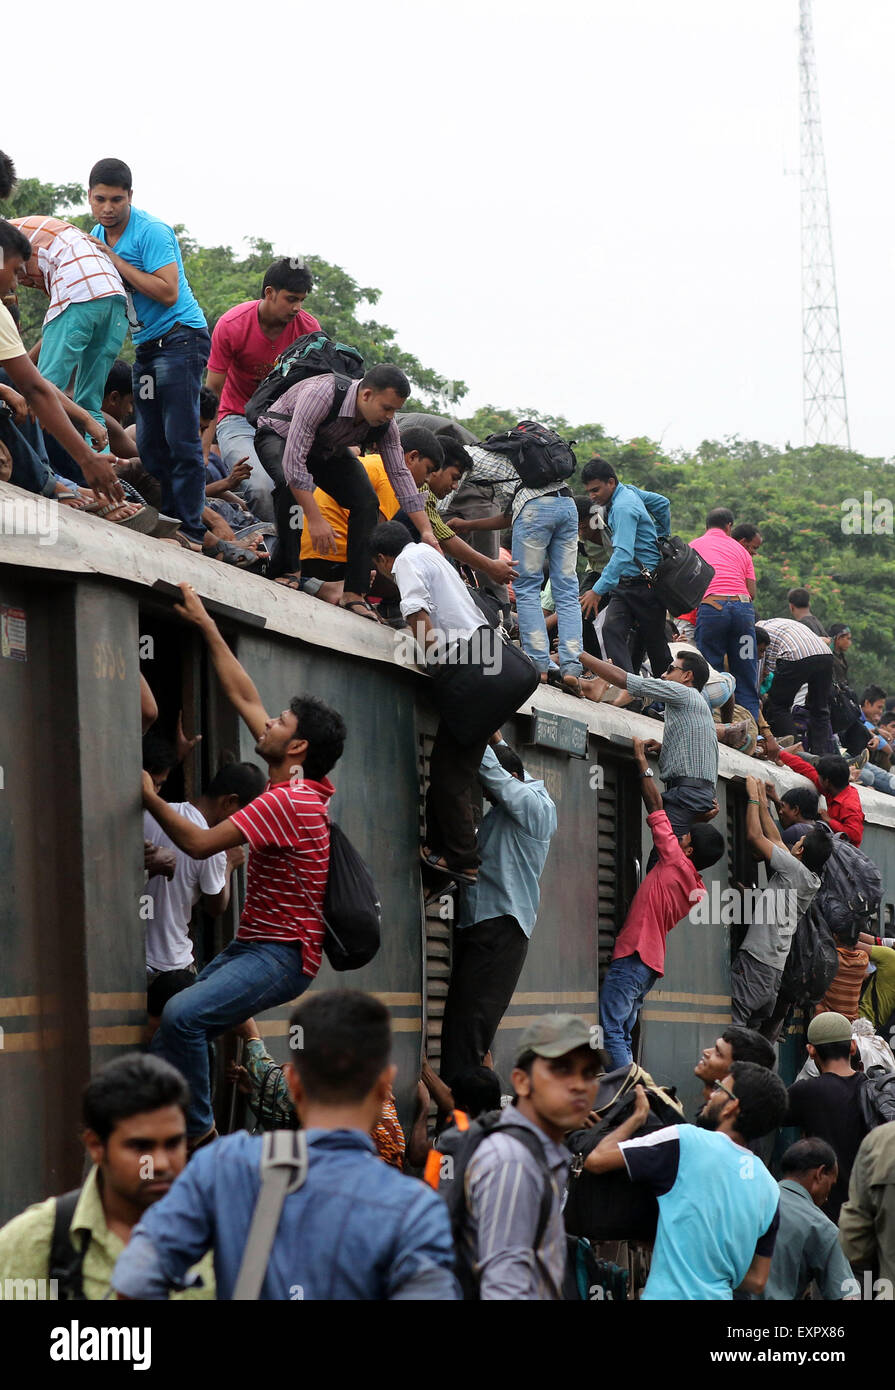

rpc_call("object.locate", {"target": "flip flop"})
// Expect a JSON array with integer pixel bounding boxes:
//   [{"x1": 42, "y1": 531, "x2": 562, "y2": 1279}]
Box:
[
  {"x1": 87, "y1": 499, "x2": 159, "y2": 533},
  {"x1": 339, "y1": 597, "x2": 385, "y2": 624},
  {"x1": 150, "y1": 513, "x2": 183, "y2": 539}
]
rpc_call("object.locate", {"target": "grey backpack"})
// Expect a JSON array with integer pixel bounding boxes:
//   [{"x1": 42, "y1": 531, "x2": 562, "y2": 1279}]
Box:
[{"x1": 232, "y1": 1131, "x2": 309, "y2": 1301}]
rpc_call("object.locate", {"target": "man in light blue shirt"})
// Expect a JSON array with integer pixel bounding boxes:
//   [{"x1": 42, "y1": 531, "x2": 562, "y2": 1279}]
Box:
[
  {"x1": 88, "y1": 156, "x2": 210, "y2": 542},
  {"x1": 585, "y1": 1060, "x2": 787, "y2": 1299},
  {"x1": 579, "y1": 457, "x2": 672, "y2": 699},
  {"x1": 440, "y1": 734, "x2": 557, "y2": 1081}
]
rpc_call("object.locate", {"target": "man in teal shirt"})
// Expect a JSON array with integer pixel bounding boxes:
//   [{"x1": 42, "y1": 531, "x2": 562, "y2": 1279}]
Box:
[
  {"x1": 439, "y1": 733, "x2": 557, "y2": 1081},
  {"x1": 759, "y1": 1138, "x2": 854, "y2": 1300},
  {"x1": 88, "y1": 157, "x2": 210, "y2": 541}
]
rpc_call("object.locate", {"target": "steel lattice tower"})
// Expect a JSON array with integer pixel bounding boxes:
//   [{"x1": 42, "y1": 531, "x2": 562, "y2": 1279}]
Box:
[{"x1": 799, "y1": 0, "x2": 850, "y2": 449}]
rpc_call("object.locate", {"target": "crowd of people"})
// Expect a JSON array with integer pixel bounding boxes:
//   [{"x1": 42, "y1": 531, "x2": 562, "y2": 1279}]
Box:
[{"x1": 3, "y1": 146, "x2": 895, "y2": 1305}]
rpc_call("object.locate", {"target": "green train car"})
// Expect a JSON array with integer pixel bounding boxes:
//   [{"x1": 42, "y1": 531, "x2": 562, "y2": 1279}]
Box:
[{"x1": 2, "y1": 483, "x2": 894, "y2": 1221}]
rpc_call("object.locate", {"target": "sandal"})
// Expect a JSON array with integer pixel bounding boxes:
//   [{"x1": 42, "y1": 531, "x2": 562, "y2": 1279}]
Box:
[
  {"x1": 202, "y1": 536, "x2": 259, "y2": 568},
  {"x1": 150, "y1": 513, "x2": 183, "y2": 540},
  {"x1": 339, "y1": 597, "x2": 385, "y2": 624},
  {"x1": 545, "y1": 668, "x2": 583, "y2": 698},
  {"x1": 54, "y1": 483, "x2": 94, "y2": 510},
  {"x1": 419, "y1": 848, "x2": 478, "y2": 887}
]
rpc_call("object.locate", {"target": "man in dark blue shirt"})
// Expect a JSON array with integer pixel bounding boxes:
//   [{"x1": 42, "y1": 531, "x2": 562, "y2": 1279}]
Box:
[
  {"x1": 579, "y1": 457, "x2": 672, "y2": 700},
  {"x1": 111, "y1": 991, "x2": 459, "y2": 1300}
]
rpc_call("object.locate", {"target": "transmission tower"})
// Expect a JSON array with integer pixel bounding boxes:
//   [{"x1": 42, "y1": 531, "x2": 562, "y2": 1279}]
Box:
[{"x1": 799, "y1": 0, "x2": 850, "y2": 449}]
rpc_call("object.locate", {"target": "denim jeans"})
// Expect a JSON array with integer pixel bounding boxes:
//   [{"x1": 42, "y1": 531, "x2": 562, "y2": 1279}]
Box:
[
  {"x1": 216, "y1": 411, "x2": 275, "y2": 522},
  {"x1": 150, "y1": 937, "x2": 310, "y2": 1135},
  {"x1": 0, "y1": 412, "x2": 58, "y2": 496},
  {"x1": 860, "y1": 764, "x2": 895, "y2": 796},
  {"x1": 133, "y1": 326, "x2": 211, "y2": 540},
  {"x1": 600, "y1": 952, "x2": 659, "y2": 1069},
  {"x1": 512, "y1": 494, "x2": 583, "y2": 676},
  {"x1": 694, "y1": 599, "x2": 760, "y2": 719}
]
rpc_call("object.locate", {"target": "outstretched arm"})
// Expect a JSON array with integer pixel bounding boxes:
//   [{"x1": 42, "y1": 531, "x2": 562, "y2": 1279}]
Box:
[
  {"x1": 745, "y1": 775, "x2": 776, "y2": 861},
  {"x1": 633, "y1": 738, "x2": 662, "y2": 814},
  {"x1": 172, "y1": 583, "x2": 269, "y2": 739}
]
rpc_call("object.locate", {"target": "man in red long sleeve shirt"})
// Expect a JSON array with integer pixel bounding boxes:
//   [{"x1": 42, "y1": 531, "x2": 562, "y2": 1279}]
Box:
[{"x1": 777, "y1": 749, "x2": 865, "y2": 847}]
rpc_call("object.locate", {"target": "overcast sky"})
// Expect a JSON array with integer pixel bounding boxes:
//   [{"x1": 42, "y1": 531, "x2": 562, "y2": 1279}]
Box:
[{"x1": 8, "y1": 1, "x2": 894, "y2": 457}]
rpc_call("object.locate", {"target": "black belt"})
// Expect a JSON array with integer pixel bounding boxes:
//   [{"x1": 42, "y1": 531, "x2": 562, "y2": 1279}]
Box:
[
  {"x1": 617, "y1": 574, "x2": 650, "y2": 588},
  {"x1": 542, "y1": 487, "x2": 572, "y2": 498},
  {"x1": 664, "y1": 776, "x2": 715, "y2": 790}
]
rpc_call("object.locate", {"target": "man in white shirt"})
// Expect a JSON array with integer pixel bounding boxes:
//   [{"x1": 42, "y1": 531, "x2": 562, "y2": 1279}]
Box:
[
  {"x1": 371, "y1": 521, "x2": 538, "y2": 888},
  {"x1": 144, "y1": 760, "x2": 265, "y2": 1031}
]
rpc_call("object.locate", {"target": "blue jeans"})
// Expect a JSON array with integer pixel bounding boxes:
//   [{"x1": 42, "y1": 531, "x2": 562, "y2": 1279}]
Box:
[
  {"x1": 600, "y1": 953, "x2": 659, "y2": 1070},
  {"x1": 860, "y1": 764, "x2": 895, "y2": 796},
  {"x1": 150, "y1": 937, "x2": 310, "y2": 1135},
  {"x1": 512, "y1": 495, "x2": 583, "y2": 676},
  {"x1": 133, "y1": 326, "x2": 211, "y2": 540},
  {"x1": 0, "y1": 412, "x2": 58, "y2": 496},
  {"x1": 216, "y1": 411, "x2": 275, "y2": 522},
  {"x1": 694, "y1": 599, "x2": 760, "y2": 719}
]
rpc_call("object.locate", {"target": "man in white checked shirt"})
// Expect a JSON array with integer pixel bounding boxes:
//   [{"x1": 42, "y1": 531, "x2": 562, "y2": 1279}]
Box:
[
  {"x1": 755, "y1": 618, "x2": 836, "y2": 755},
  {"x1": 140, "y1": 583, "x2": 346, "y2": 1146},
  {"x1": 11, "y1": 215, "x2": 130, "y2": 439}
]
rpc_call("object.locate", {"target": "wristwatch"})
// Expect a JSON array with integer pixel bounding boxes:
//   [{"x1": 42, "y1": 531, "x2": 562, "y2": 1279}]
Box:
[{"x1": 639, "y1": 768, "x2": 654, "y2": 779}]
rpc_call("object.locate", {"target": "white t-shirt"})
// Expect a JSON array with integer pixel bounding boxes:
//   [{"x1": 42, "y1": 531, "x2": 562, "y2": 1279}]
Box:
[
  {"x1": 143, "y1": 804, "x2": 227, "y2": 971},
  {"x1": 392, "y1": 542, "x2": 489, "y2": 642}
]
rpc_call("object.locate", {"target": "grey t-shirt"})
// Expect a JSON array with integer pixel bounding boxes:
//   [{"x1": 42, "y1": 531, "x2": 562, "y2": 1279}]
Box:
[{"x1": 740, "y1": 844, "x2": 820, "y2": 969}]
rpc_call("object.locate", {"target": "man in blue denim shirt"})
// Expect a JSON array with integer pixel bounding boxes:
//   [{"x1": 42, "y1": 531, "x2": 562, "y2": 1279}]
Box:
[
  {"x1": 111, "y1": 991, "x2": 459, "y2": 1300},
  {"x1": 88, "y1": 157, "x2": 210, "y2": 542},
  {"x1": 440, "y1": 734, "x2": 557, "y2": 1080},
  {"x1": 579, "y1": 457, "x2": 672, "y2": 701}
]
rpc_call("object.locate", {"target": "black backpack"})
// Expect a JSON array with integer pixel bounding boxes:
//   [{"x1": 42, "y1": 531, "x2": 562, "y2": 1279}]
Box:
[
  {"x1": 479, "y1": 421, "x2": 577, "y2": 491},
  {"x1": 321, "y1": 822, "x2": 381, "y2": 971},
  {"x1": 779, "y1": 902, "x2": 840, "y2": 1006},
  {"x1": 245, "y1": 330, "x2": 367, "y2": 428},
  {"x1": 814, "y1": 830, "x2": 882, "y2": 946},
  {"x1": 564, "y1": 1065, "x2": 685, "y2": 1244},
  {"x1": 859, "y1": 1066, "x2": 895, "y2": 1128},
  {"x1": 48, "y1": 1189, "x2": 89, "y2": 1301},
  {"x1": 641, "y1": 536, "x2": 715, "y2": 615},
  {"x1": 435, "y1": 1110, "x2": 558, "y2": 1299}
]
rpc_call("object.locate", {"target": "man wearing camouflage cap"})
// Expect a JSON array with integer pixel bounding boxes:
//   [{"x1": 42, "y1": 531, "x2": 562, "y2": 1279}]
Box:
[{"x1": 461, "y1": 1015, "x2": 602, "y2": 1300}]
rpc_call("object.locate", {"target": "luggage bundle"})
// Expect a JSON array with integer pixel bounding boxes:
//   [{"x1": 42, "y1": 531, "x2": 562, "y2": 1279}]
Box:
[{"x1": 564, "y1": 1063, "x2": 684, "y2": 1243}]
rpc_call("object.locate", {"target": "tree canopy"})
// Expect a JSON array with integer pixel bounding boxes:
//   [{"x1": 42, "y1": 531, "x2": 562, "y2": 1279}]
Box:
[{"x1": 3, "y1": 174, "x2": 894, "y2": 689}]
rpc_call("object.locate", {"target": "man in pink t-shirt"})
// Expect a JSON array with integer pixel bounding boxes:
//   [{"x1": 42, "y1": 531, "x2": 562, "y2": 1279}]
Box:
[
  {"x1": 205, "y1": 258, "x2": 321, "y2": 525},
  {"x1": 689, "y1": 507, "x2": 760, "y2": 721},
  {"x1": 599, "y1": 739, "x2": 725, "y2": 1070}
]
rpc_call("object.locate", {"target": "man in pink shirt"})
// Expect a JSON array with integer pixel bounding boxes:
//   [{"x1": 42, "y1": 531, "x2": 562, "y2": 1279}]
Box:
[
  {"x1": 205, "y1": 258, "x2": 321, "y2": 525},
  {"x1": 599, "y1": 738, "x2": 725, "y2": 1070},
  {"x1": 689, "y1": 507, "x2": 760, "y2": 720}
]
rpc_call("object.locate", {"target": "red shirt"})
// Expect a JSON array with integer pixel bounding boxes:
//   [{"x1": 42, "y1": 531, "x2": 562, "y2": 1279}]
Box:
[
  {"x1": 689, "y1": 528, "x2": 755, "y2": 596},
  {"x1": 611, "y1": 810, "x2": 705, "y2": 976},
  {"x1": 207, "y1": 300, "x2": 322, "y2": 418},
  {"x1": 229, "y1": 776, "x2": 333, "y2": 974},
  {"x1": 778, "y1": 749, "x2": 865, "y2": 846}
]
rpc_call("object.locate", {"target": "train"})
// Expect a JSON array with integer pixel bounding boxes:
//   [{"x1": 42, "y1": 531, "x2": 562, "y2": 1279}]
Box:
[{"x1": 3, "y1": 477, "x2": 895, "y2": 1222}]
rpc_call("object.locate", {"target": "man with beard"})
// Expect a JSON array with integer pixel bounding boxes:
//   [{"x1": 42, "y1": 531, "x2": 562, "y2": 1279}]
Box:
[
  {"x1": 141, "y1": 583, "x2": 346, "y2": 1146},
  {"x1": 585, "y1": 1061, "x2": 787, "y2": 1299}
]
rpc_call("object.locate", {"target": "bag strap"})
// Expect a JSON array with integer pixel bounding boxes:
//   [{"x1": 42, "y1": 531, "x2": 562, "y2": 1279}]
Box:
[
  {"x1": 263, "y1": 370, "x2": 353, "y2": 426},
  {"x1": 49, "y1": 1189, "x2": 89, "y2": 1301},
  {"x1": 496, "y1": 1123, "x2": 558, "y2": 1258},
  {"x1": 232, "y1": 1131, "x2": 309, "y2": 1300}
]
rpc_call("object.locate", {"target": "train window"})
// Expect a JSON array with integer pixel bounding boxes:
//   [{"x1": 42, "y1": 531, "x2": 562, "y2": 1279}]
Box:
[
  {"x1": 885, "y1": 904, "x2": 894, "y2": 931},
  {"x1": 597, "y1": 756, "x2": 643, "y2": 985}
]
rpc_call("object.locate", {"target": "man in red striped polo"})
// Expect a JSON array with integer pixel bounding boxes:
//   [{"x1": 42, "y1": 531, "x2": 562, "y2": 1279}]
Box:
[{"x1": 141, "y1": 582, "x2": 346, "y2": 1145}]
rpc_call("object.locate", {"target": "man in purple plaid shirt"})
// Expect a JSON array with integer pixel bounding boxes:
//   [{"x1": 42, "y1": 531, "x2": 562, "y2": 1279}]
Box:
[{"x1": 256, "y1": 363, "x2": 439, "y2": 620}]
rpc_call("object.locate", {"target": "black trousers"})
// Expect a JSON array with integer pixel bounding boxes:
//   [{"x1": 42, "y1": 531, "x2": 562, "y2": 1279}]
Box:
[
  {"x1": 601, "y1": 580, "x2": 672, "y2": 677},
  {"x1": 255, "y1": 426, "x2": 301, "y2": 578},
  {"x1": 765, "y1": 653, "x2": 836, "y2": 754},
  {"x1": 255, "y1": 433, "x2": 380, "y2": 593},
  {"x1": 426, "y1": 723, "x2": 490, "y2": 872},
  {"x1": 440, "y1": 915, "x2": 529, "y2": 1082}
]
